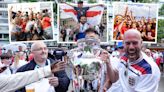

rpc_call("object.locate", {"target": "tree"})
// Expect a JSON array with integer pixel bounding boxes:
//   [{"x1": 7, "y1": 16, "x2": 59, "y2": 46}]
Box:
[
  {"x1": 88, "y1": 0, "x2": 97, "y2": 3},
  {"x1": 159, "y1": 4, "x2": 164, "y2": 16},
  {"x1": 157, "y1": 20, "x2": 164, "y2": 43}
]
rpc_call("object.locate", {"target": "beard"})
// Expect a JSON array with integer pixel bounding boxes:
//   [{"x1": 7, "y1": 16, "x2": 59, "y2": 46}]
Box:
[{"x1": 126, "y1": 48, "x2": 140, "y2": 61}]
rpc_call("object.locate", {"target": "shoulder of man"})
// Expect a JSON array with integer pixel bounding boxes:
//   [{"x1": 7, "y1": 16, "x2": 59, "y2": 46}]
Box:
[{"x1": 16, "y1": 59, "x2": 36, "y2": 72}]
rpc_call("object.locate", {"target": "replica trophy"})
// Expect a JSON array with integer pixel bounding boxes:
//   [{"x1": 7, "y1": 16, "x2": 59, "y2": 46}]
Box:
[{"x1": 67, "y1": 37, "x2": 106, "y2": 91}]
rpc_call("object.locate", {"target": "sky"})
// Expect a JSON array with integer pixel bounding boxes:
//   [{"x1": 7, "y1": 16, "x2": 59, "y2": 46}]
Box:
[{"x1": 114, "y1": 3, "x2": 158, "y2": 19}]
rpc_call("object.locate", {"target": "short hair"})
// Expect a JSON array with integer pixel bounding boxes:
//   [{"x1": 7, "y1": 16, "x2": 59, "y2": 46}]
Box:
[
  {"x1": 78, "y1": 1, "x2": 83, "y2": 4},
  {"x1": 31, "y1": 43, "x2": 36, "y2": 52},
  {"x1": 0, "y1": 53, "x2": 12, "y2": 59},
  {"x1": 31, "y1": 42, "x2": 46, "y2": 52},
  {"x1": 80, "y1": 15, "x2": 86, "y2": 19},
  {"x1": 85, "y1": 28, "x2": 99, "y2": 36}
]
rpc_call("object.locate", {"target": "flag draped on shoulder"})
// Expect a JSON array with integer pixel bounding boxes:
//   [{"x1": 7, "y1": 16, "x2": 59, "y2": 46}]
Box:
[
  {"x1": 86, "y1": 6, "x2": 104, "y2": 26},
  {"x1": 60, "y1": 3, "x2": 104, "y2": 26}
]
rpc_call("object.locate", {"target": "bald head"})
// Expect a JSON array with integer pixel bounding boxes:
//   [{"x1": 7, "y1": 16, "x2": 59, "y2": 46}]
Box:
[
  {"x1": 30, "y1": 42, "x2": 48, "y2": 64},
  {"x1": 123, "y1": 29, "x2": 142, "y2": 41},
  {"x1": 31, "y1": 42, "x2": 47, "y2": 52},
  {"x1": 123, "y1": 29, "x2": 143, "y2": 61},
  {"x1": 145, "y1": 49, "x2": 151, "y2": 53}
]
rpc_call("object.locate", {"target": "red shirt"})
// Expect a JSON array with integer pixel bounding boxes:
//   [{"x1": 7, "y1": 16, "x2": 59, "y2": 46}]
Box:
[
  {"x1": 42, "y1": 17, "x2": 51, "y2": 30},
  {"x1": 21, "y1": 22, "x2": 27, "y2": 32},
  {"x1": 156, "y1": 57, "x2": 161, "y2": 66}
]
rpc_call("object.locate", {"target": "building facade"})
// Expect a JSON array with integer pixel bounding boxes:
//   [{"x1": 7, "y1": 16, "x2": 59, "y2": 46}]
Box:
[{"x1": 0, "y1": 0, "x2": 18, "y2": 45}]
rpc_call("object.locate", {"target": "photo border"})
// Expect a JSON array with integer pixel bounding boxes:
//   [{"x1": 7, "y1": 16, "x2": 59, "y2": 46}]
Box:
[
  {"x1": 8, "y1": 1, "x2": 55, "y2": 43},
  {"x1": 58, "y1": 3, "x2": 108, "y2": 44},
  {"x1": 112, "y1": 2, "x2": 159, "y2": 44}
]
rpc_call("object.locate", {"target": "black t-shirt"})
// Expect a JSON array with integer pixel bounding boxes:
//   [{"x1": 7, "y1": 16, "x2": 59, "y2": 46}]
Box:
[{"x1": 53, "y1": 48, "x2": 67, "y2": 61}]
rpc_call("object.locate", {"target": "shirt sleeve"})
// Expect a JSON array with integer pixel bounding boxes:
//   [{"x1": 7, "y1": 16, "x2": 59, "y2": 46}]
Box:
[
  {"x1": 85, "y1": 7, "x2": 90, "y2": 10},
  {"x1": 74, "y1": 7, "x2": 77, "y2": 10},
  {"x1": 0, "y1": 66, "x2": 52, "y2": 92},
  {"x1": 135, "y1": 74, "x2": 160, "y2": 92}
]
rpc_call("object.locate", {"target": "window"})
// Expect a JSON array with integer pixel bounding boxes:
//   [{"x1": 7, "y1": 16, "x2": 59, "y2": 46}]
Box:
[
  {"x1": 0, "y1": 26, "x2": 8, "y2": 30},
  {"x1": 0, "y1": 3, "x2": 7, "y2": 8},
  {"x1": 0, "y1": 19, "x2": 8, "y2": 23},
  {"x1": 4, "y1": 34, "x2": 8, "y2": 39},
  {"x1": 0, "y1": 11, "x2": 8, "y2": 18},
  {"x1": 0, "y1": 34, "x2": 2, "y2": 38}
]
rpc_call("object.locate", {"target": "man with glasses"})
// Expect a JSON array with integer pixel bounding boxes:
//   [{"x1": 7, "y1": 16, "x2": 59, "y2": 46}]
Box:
[
  {"x1": 106, "y1": 29, "x2": 160, "y2": 92},
  {"x1": 16, "y1": 42, "x2": 70, "y2": 92},
  {"x1": 0, "y1": 56, "x2": 66, "y2": 92}
]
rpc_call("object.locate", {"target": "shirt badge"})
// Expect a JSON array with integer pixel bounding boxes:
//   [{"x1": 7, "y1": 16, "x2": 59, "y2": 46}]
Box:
[{"x1": 128, "y1": 76, "x2": 135, "y2": 86}]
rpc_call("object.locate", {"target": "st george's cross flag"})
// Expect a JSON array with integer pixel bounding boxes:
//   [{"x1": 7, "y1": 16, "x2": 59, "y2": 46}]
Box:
[{"x1": 59, "y1": 3, "x2": 104, "y2": 26}]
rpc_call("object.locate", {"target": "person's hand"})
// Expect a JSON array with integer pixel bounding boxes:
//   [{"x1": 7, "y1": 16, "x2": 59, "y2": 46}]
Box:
[
  {"x1": 99, "y1": 49, "x2": 110, "y2": 63},
  {"x1": 51, "y1": 61, "x2": 66, "y2": 73},
  {"x1": 48, "y1": 76, "x2": 59, "y2": 87},
  {"x1": 125, "y1": 6, "x2": 128, "y2": 11},
  {"x1": 10, "y1": 6, "x2": 13, "y2": 10},
  {"x1": 103, "y1": 87, "x2": 107, "y2": 92},
  {"x1": 103, "y1": 79, "x2": 112, "y2": 92}
]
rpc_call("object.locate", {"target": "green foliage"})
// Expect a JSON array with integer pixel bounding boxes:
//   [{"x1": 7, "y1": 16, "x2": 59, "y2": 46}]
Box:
[
  {"x1": 81, "y1": 64, "x2": 88, "y2": 75},
  {"x1": 88, "y1": 0, "x2": 97, "y2": 3},
  {"x1": 157, "y1": 20, "x2": 164, "y2": 43},
  {"x1": 67, "y1": 0, "x2": 73, "y2": 2},
  {"x1": 84, "y1": 46, "x2": 91, "y2": 52},
  {"x1": 27, "y1": 0, "x2": 37, "y2": 2},
  {"x1": 159, "y1": 4, "x2": 164, "y2": 16}
]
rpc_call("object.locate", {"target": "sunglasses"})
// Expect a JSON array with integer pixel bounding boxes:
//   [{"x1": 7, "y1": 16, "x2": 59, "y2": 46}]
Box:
[
  {"x1": 118, "y1": 47, "x2": 124, "y2": 49},
  {"x1": 1, "y1": 57, "x2": 11, "y2": 59}
]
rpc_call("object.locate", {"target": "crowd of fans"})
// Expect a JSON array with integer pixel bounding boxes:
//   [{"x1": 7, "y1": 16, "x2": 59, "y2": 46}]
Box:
[
  {"x1": 0, "y1": 27, "x2": 163, "y2": 92},
  {"x1": 0, "y1": 41, "x2": 163, "y2": 92},
  {"x1": 114, "y1": 6, "x2": 156, "y2": 42},
  {"x1": 68, "y1": 45, "x2": 164, "y2": 92},
  {"x1": 60, "y1": 1, "x2": 106, "y2": 42},
  {"x1": 60, "y1": 23, "x2": 105, "y2": 42},
  {"x1": 9, "y1": 6, "x2": 53, "y2": 41}
]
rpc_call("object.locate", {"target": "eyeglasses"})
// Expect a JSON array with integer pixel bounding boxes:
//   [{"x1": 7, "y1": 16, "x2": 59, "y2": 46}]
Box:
[
  {"x1": 33, "y1": 47, "x2": 48, "y2": 51},
  {"x1": 1, "y1": 57, "x2": 11, "y2": 59},
  {"x1": 118, "y1": 47, "x2": 124, "y2": 49}
]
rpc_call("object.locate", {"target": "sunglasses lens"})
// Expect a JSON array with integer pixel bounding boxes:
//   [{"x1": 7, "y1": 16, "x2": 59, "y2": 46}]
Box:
[{"x1": 1, "y1": 57, "x2": 10, "y2": 59}]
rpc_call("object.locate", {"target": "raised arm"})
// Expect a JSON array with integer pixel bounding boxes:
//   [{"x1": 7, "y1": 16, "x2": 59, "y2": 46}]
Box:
[
  {"x1": 90, "y1": 4, "x2": 104, "y2": 8},
  {"x1": 99, "y1": 49, "x2": 119, "y2": 91},
  {"x1": 9, "y1": 6, "x2": 14, "y2": 22},
  {"x1": 0, "y1": 61, "x2": 66, "y2": 92},
  {"x1": 124, "y1": 6, "x2": 128, "y2": 17},
  {"x1": 129, "y1": 10, "x2": 135, "y2": 22}
]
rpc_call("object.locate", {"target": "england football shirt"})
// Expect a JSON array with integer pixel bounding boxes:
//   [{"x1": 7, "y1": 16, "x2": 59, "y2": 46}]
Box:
[{"x1": 107, "y1": 52, "x2": 161, "y2": 92}]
